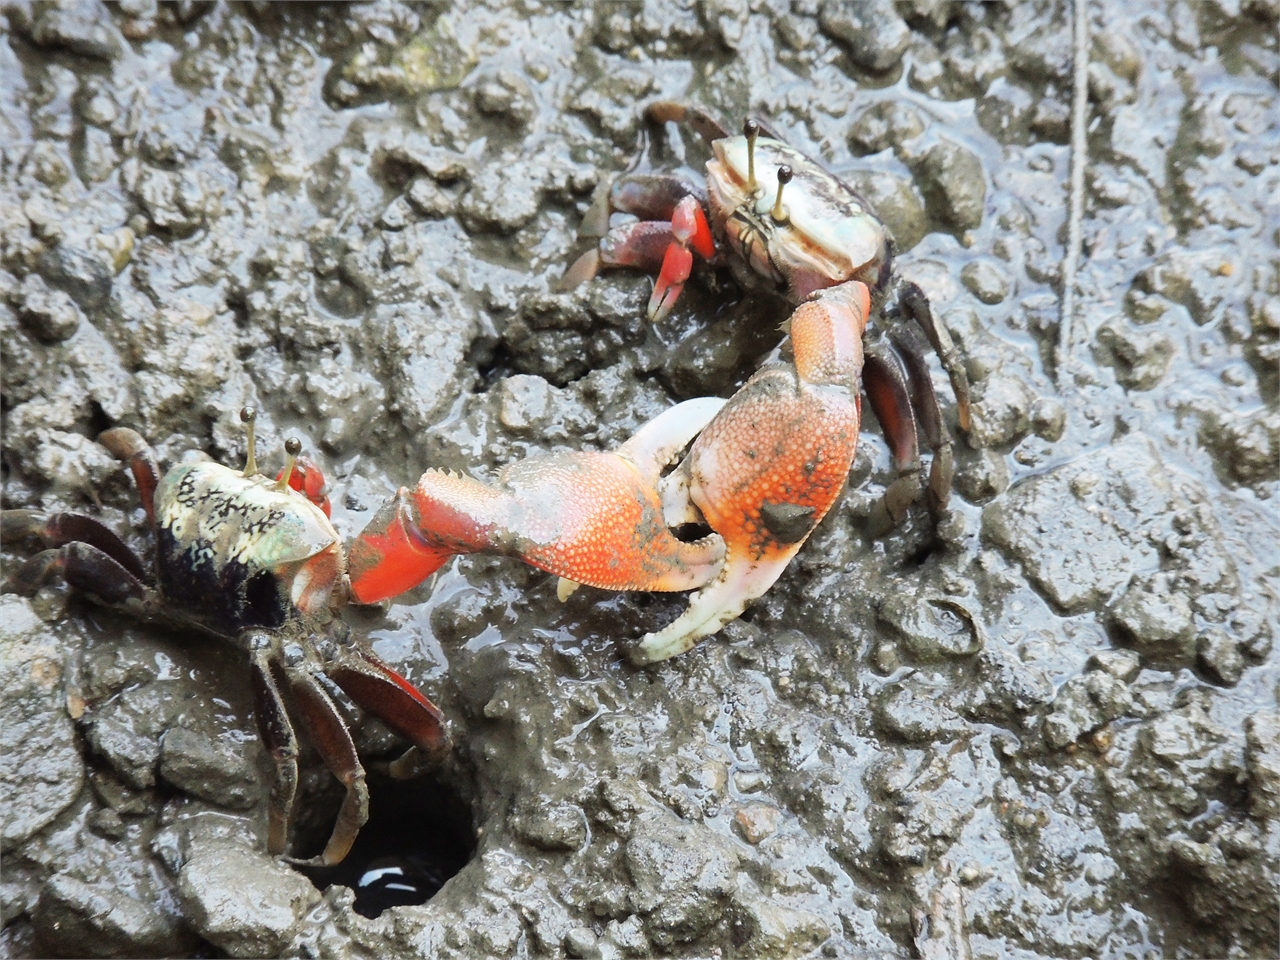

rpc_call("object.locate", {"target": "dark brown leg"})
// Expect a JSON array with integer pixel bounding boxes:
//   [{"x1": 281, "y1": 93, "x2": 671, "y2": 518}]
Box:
[
  {"x1": 888, "y1": 328, "x2": 955, "y2": 515},
  {"x1": 4, "y1": 541, "x2": 149, "y2": 606},
  {"x1": 896, "y1": 280, "x2": 971, "y2": 432},
  {"x1": 247, "y1": 638, "x2": 299, "y2": 857},
  {"x1": 863, "y1": 341, "x2": 925, "y2": 537},
  {"x1": 280, "y1": 662, "x2": 368, "y2": 867},
  {"x1": 98, "y1": 428, "x2": 162, "y2": 526},
  {"x1": 2, "y1": 510, "x2": 147, "y2": 581}
]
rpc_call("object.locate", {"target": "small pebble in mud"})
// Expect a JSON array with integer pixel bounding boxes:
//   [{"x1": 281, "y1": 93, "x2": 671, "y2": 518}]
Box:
[
  {"x1": 818, "y1": 0, "x2": 911, "y2": 72},
  {"x1": 961, "y1": 258, "x2": 1009, "y2": 304},
  {"x1": 913, "y1": 138, "x2": 986, "y2": 231},
  {"x1": 178, "y1": 840, "x2": 320, "y2": 958},
  {"x1": 954, "y1": 447, "x2": 1010, "y2": 503},
  {"x1": 1029, "y1": 396, "x2": 1066, "y2": 441},
  {"x1": 1088, "y1": 648, "x2": 1142, "y2": 682},
  {"x1": 406, "y1": 176, "x2": 453, "y2": 217},
  {"x1": 14, "y1": 273, "x2": 83, "y2": 342},
  {"x1": 1197, "y1": 629, "x2": 1245, "y2": 686},
  {"x1": 498, "y1": 373, "x2": 552, "y2": 432},
  {"x1": 733, "y1": 803, "x2": 781, "y2": 844},
  {"x1": 1111, "y1": 573, "x2": 1196, "y2": 665},
  {"x1": 1095, "y1": 318, "x2": 1176, "y2": 391},
  {"x1": 847, "y1": 100, "x2": 926, "y2": 155}
]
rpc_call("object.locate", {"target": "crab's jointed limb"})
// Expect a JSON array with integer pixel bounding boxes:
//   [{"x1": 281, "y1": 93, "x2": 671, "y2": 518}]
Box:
[
  {"x1": 635, "y1": 280, "x2": 871, "y2": 662},
  {"x1": 347, "y1": 398, "x2": 729, "y2": 604}
]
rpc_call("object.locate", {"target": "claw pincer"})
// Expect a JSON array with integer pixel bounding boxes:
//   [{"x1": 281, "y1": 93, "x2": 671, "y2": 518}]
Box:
[
  {"x1": 635, "y1": 281, "x2": 871, "y2": 662},
  {"x1": 349, "y1": 399, "x2": 729, "y2": 604}
]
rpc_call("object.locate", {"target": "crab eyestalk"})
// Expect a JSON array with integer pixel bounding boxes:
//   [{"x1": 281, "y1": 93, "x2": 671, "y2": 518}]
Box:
[
  {"x1": 743, "y1": 118, "x2": 760, "y2": 195},
  {"x1": 241, "y1": 406, "x2": 258, "y2": 476},
  {"x1": 771, "y1": 164, "x2": 793, "y2": 224},
  {"x1": 277, "y1": 438, "x2": 302, "y2": 493}
]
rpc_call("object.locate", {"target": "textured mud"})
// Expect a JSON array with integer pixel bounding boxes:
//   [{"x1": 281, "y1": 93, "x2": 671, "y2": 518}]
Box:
[{"x1": 2, "y1": 1, "x2": 1278, "y2": 958}]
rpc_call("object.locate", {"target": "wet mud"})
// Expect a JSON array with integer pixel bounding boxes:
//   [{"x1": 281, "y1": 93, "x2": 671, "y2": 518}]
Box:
[{"x1": 1, "y1": 1, "x2": 1278, "y2": 958}]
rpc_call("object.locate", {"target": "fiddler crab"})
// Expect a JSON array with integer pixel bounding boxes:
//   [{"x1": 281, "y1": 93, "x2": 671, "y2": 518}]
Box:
[
  {"x1": 347, "y1": 102, "x2": 972, "y2": 665},
  {"x1": 2, "y1": 408, "x2": 449, "y2": 867}
]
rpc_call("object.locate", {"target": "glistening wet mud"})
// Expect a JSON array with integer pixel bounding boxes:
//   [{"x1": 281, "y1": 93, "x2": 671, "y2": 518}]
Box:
[{"x1": 1, "y1": 1, "x2": 1277, "y2": 958}]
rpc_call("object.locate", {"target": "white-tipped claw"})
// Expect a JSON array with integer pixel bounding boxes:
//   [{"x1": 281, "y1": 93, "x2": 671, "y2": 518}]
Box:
[
  {"x1": 630, "y1": 546, "x2": 801, "y2": 664},
  {"x1": 557, "y1": 578, "x2": 581, "y2": 602}
]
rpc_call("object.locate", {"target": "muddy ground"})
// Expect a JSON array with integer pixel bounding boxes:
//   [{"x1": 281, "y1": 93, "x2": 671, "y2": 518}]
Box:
[{"x1": 2, "y1": 1, "x2": 1278, "y2": 958}]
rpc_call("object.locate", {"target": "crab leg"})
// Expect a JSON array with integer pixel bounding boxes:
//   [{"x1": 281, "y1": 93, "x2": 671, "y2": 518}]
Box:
[
  {"x1": 863, "y1": 340, "x2": 926, "y2": 535},
  {"x1": 279, "y1": 659, "x2": 369, "y2": 867},
  {"x1": 326, "y1": 643, "x2": 451, "y2": 768},
  {"x1": 648, "y1": 195, "x2": 716, "y2": 322},
  {"x1": 896, "y1": 280, "x2": 971, "y2": 432},
  {"x1": 3, "y1": 540, "x2": 149, "y2": 608},
  {"x1": 561, "y1": 181, "x2": 715, "y2": 307},
  {"x1": 634, "y1": 281, "x2": 871, "y2": 663},
  {"x1": 643, "y1": 101, "x2": 731, "y2": 146},
  {"x1": 247, "y1": 638, "x2": 299, "y2": 858},
  {"x1": 1, "y1": 509, "x2": 147, "y2": 581},
  {"x1": 888, "y1": 326, "x2": 955, "y2": 515},
  {"x1": 348, "y1": 398, "x2": 727, "y2": 604},
  {"x1": 98, "y1": 427, "x2": 162, "y2": 526}
]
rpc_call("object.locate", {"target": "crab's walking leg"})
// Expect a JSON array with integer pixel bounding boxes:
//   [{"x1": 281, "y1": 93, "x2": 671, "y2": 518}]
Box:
[
  {"x1": 3, "y1": 539, "x2": 149, "y2": 607},
  {"x1": 863, "y1": 341, "x2": 925, "y2": 536},
  {"x1": 2, "y1": 509, "x2": 147, "y2": 581},
  {"x1": 326, "y1": 644, "x2": 452, "y2": 769},
  {"x1": 280, "y1": 662, "x2": 369, "y2": 867},
  {"x1": 643, "y1": 101, "x2": 731, "y2": 145},
  {"x1": 889, "y1": 326, "x2": 955, "y2": 515},
  {"x1": 247, "y1": 637, "x2": 299, "y2": 858},
  {"x1": 897, "y1": 280, "x2": 971, "y2": 432},
  {"x1": 98, "y1": 427, "x2": 162, "y2": 526}
]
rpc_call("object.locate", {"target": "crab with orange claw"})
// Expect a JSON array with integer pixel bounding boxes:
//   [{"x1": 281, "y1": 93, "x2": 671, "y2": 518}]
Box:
[
  {"x1": 1, "y1": 408, "x2": 450, "y2": 867},
  {"x1": 562, "y1": 101, "x2": 972, "y2": 533},
  {"x1": 349, "y1": 278, "x2": 945, "y2": 662}
]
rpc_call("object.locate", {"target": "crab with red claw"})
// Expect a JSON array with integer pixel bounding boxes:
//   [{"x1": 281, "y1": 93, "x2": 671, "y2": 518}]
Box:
[
  {"x1": 350, "y1": 277, "x2": 933, "y2": 662},
  {"x1": 562, "y1": 101, "x2": 972, "y2": 535},
  {"x1": 344, "y1": 103, "x2": 974, "y2": 664},
  {"x1": 1, "y1": 408, "x2": 450, "y2": 867}
]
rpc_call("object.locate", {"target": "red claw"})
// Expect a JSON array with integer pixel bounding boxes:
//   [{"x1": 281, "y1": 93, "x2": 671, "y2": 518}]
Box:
[
  {"x1": 278, "y1": 456, "x2": 332, "y2": 517},
  {"x1": 647, "y1": 196, "x2": 714, "y2": 323},
  {"x1": 348, "y1": 490, "x2": 456, "y2": 604}
]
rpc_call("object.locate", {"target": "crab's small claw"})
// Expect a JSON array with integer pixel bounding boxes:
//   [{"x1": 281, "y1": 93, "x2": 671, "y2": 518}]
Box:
[
  {"x1": 634, "y1": 281, "x2": 872, "y2": 663},
  {"x1": 349, "y1": 398, "x2": 730, "y2": 605},
  {"x1": 278, "y1": 456, "x2": 331, "y2": 517},
  {"x1": 647, "y1": 196, "x2": 715, "y2": 323}
]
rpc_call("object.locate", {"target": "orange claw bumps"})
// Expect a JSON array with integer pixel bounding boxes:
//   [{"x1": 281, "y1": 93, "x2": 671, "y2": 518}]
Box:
[
  {"x1": 636, "y1": 280, "x2": 870, "y2": 662},
  {"x1": 348, "y1": 398, "x2": 730, "y2": 605},
  {"x1": 350, "y1": 281, "x2": 875, "y2": 665}
]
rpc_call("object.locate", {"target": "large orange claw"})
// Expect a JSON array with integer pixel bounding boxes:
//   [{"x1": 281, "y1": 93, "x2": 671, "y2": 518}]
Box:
[
  {"x1": 349, "y1": 398, "x2": 728, "y2": 605},
  {"x1": 634, "y1": 279, "x2": 872, "y2": 663}
]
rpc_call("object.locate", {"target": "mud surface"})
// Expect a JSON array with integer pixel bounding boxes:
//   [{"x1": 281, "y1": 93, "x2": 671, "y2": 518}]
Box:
[{"x1": 2, "y1": 2, "x2": 1278, "y2": 958}]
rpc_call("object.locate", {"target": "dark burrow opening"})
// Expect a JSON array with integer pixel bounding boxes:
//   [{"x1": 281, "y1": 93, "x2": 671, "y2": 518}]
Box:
[{"x1": 296, "y1": 770, "x2": 476, "y2": 917}]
